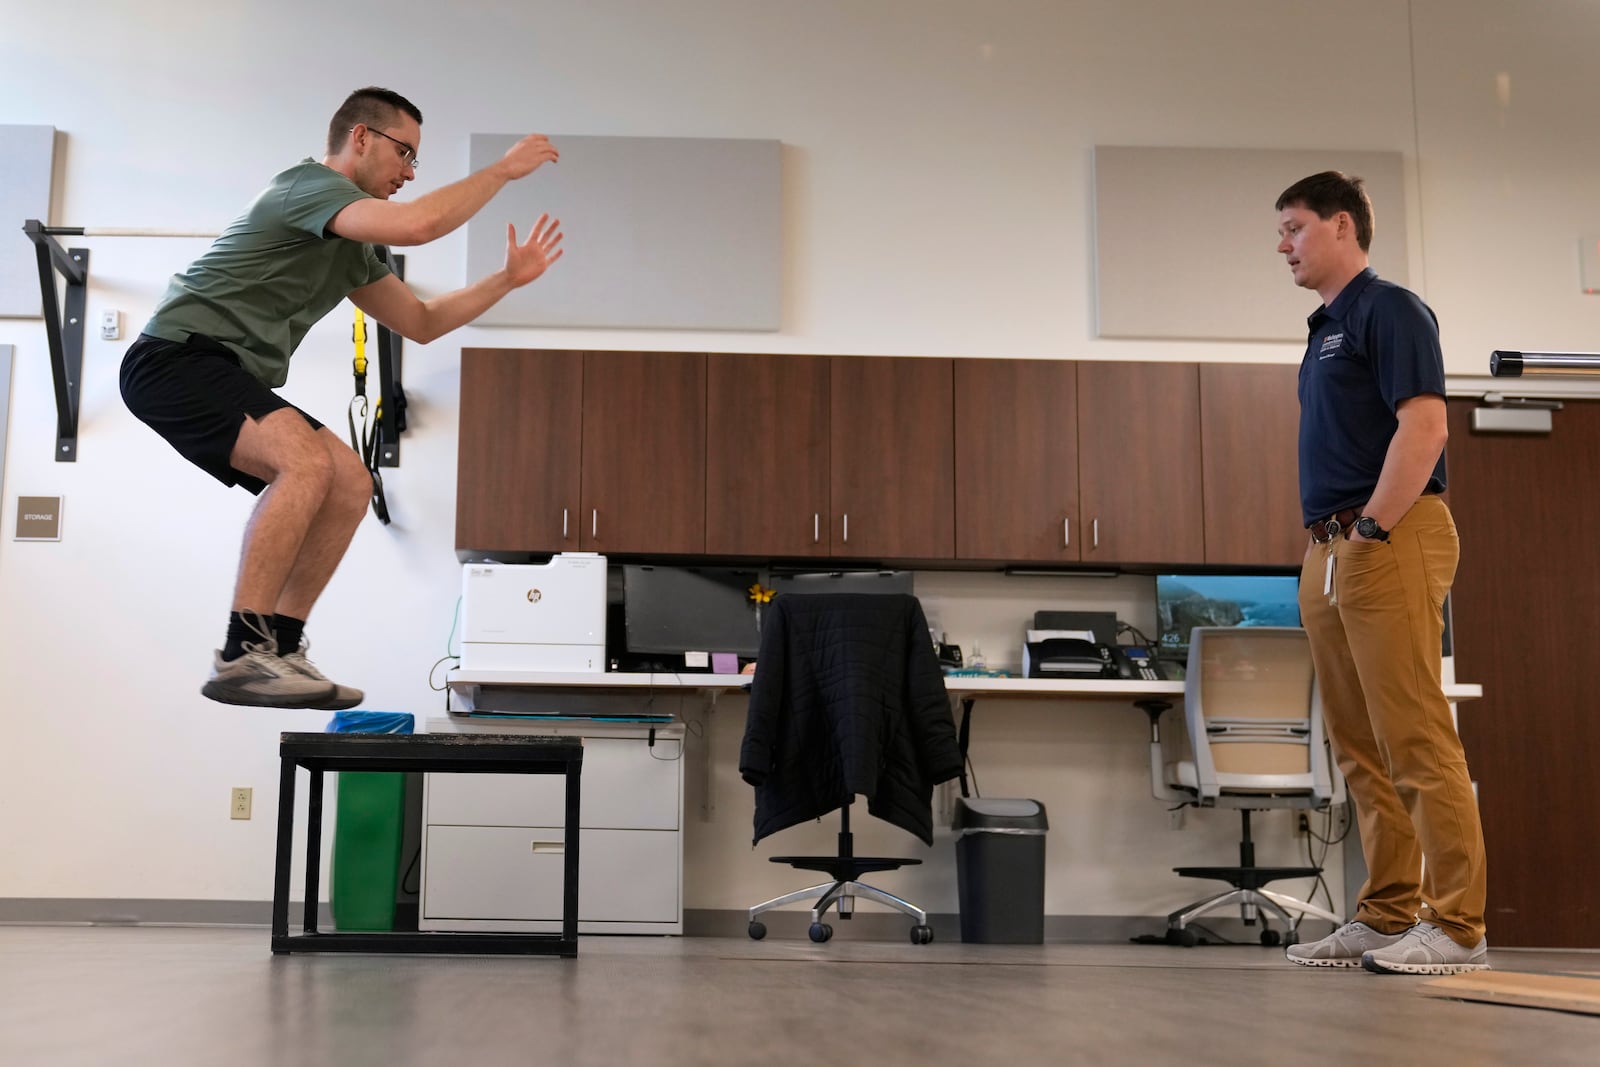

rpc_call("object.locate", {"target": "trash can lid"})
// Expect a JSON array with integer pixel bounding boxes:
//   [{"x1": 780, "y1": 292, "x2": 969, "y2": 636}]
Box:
[
  {"x1": 952, "y1": 797, "x2": 1048, "y2": 831},
  {"x1": 326, "y1": 711, "x2": 415, "y2": 735}
]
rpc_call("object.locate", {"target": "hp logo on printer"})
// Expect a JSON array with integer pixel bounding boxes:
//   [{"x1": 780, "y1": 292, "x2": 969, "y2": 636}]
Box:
[{"x1": 527, "y1": 588, "x2": 542, "y2": 603}]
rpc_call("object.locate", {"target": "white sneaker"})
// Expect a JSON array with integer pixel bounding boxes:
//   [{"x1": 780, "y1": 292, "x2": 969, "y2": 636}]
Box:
[
  {"x1": 1285, "y1": 920, "x2": 1409, "y2": 968},
  {"x1": 280, "y1": 639, "x2": 364, "y2": 711},
  {"x1": 201, "y1": 639, "x2": 337, "y2": 708},
  {"x1": 1361, "y1": 922, "x2": 1490, "y2": 975}
]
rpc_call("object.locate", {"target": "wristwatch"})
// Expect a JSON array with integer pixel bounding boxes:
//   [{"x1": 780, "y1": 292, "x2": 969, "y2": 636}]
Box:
[{"x1": 1354, "y1": 515, "x2": 1390, "y2": 542}]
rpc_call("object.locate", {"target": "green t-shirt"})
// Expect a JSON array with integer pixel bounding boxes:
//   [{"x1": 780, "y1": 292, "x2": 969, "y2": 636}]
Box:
[{"x1": 144, "y1": 159, "x2": 392, "y2": 387}]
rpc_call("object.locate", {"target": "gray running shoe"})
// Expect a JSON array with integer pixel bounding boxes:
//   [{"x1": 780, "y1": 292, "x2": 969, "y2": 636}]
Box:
[
  {"x1": 280, "y1": 639, "x2": 364, "y2": 711},
  {"x1": 1361, "y1": 922, "x2": 1490, "y2": 975},
  {"x1": 202, "y1": 639, "x2": 337, "y2": 708},
  {"x1": 1286, "y1": 920, "x2": 1409, "y2": 968}
]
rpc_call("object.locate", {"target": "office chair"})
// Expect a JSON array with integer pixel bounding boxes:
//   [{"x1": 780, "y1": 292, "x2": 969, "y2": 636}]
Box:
[
  {"x1": 738, "y1": 593, "x2": 963, "y2": 945},
  {"x1": 1147, "y1": 626, "x2": 1343, "y2": 947}
]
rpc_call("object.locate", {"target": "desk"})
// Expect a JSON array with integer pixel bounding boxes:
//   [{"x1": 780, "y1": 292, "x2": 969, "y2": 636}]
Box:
[{"x1": 941, "y1": 676, "x2": 1482, "y2": 784}]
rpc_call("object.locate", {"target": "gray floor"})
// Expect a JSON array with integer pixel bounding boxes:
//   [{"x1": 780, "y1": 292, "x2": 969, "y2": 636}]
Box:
[{"x1": 1, "y1": 926, "x2": 1597, "y2": 1066}]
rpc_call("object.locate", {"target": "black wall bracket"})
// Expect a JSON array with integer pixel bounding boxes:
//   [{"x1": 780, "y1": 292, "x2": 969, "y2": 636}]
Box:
[
  {"x1": 22, "y1": 219, "x2": 88, "y2": 462},
  {"x1": 372, "y1": 246, "x2": 407, "y2": 468}
]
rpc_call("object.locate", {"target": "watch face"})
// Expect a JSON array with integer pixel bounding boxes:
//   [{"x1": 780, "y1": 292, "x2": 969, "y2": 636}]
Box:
[{"x1": 1356, "y1": 517, "x2": 1381, "y2": 539}]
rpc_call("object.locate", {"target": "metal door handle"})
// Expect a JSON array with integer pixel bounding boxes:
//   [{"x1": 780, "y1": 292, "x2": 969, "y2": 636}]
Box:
[
  {"x1": 592, "y1": 509, "x2": 598, "y2": 539},
  {"x1": 1092, "y1": 518, "x2": 1099, "y2": 549},
  {"x1": 842, "y1": 514, "x2": 849, "y2": 543},
  {"x1": 563, "y1": 508, "x2": 569, "y2": 539},
  {"x1": 1063, "y1": 518, "x2": 1070, "y2": 547},
  {"x1": 814, "y1": 513, "x2": 820, "y2": 544}
]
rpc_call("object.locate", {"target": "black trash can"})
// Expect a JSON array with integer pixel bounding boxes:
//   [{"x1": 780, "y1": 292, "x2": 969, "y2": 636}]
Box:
[{"x1": 953, "y1": 797, "x2": 1049, "y2": 944}]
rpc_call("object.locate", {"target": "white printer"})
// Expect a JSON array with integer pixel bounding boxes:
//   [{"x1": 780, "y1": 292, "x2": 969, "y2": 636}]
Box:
[{"x1": 460, "y1": 554, "x2": 607, "y2": 672}]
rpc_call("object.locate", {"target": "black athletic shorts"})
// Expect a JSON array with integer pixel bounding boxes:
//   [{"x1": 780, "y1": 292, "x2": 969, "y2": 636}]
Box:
[{"x1": 119, "y1": 333, "x2": 324, "y2": 495}]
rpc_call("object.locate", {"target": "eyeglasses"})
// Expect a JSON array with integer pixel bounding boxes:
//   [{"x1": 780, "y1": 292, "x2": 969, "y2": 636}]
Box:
[{"x1": 354, "y1": 126, "x2": 419, "y2": 169}]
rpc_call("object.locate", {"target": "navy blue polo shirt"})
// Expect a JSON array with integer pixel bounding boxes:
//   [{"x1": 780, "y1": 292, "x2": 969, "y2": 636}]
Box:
[{"x1": 1298, "y1": 267, "x2": 1447, "y2": 526}]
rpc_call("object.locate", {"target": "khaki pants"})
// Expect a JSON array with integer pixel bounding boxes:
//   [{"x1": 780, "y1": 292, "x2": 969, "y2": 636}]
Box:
[{"x1": 1297, "y1": 495, "x2": 1487, "y2": 947}]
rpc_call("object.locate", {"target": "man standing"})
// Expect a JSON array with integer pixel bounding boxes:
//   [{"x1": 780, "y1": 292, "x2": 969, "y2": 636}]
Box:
[
  {"x1": 121, "y1": 87, "x2": 563, "y2": 710},
  {"x1": 1274, "y1": 171, "x2": 1488, "y2": 974}
]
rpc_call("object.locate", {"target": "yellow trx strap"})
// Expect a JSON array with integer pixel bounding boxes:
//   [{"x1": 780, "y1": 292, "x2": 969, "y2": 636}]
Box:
[{"x1": 349, "y1": 307, "x2": 391, "y2": 524}]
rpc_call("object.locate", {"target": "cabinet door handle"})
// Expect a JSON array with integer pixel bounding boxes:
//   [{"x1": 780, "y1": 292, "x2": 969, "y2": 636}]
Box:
[
  {"x1": 814, "y1": 513, "x2": 820, "y2": 544},
  {"x1": 1063, "y1": 518, "x2": 1070, "y2": 547},
  {"x1": 530, "y1": 841, "x2": 565, "y2": 855},
  {"x1": 842, "y1": 513, "x2": 849, "y2": 543},
  {"x1": 1092, "y1": 518, "x2": 1099, "y2": 549},
  {"x1": 563, "y1": 508, "x2": 569, "y2": 539},
  {"x1": 592, "y1": 509, "x2": 598, "y2": 539}
]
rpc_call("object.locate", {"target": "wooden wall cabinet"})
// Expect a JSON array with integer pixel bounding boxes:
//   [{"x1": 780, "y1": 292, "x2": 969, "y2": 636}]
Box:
[
  {"x1": 954, "y1": 359, "x2": 1080, "y2": 562},
  {"x1": 461, "y1": 349, "x2": 1297, "y2": 569},
  {"x1": 580, "y1": 351, "x2": 706, "y2": 555},
  {"x1": 829, "y1": 356, "x2": 955, "y2": 559},
  {"x1": 705, "y1": 354, "x2": 831, "y2": 557},
  {"x1": 457, "y1": 348, "x2": 583, "y2": 555},
  {"x1": 1199, "y1": 363, "x2": 1305, "y2": 566},
  {"x1": 1076, "y1": 361, "x2": 1206, "y2": 566},
  {"x1": 456, "y1": 349, "x2": 705, "y2": 555}
]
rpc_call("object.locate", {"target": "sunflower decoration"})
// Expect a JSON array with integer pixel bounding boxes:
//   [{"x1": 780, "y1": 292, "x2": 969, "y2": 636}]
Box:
[{"x1": 748, "y1": 581, "x2": 775, "y2": 630}]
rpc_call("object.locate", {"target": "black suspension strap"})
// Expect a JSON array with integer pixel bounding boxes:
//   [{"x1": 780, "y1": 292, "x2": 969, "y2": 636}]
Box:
[{"x1": 348, "y1": 308, "x2": 392, "y2": 525}]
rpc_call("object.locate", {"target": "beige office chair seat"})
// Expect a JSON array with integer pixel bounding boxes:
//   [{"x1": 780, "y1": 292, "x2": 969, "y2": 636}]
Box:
[{"x1": 1164, "y1": 759, "x2": 1318, "y2": 795}]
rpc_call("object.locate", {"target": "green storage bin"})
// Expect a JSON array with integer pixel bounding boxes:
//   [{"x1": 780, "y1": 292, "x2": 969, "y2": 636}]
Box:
[{"x1": 327, "y1": 712, "x2": 414, "y2": 932}]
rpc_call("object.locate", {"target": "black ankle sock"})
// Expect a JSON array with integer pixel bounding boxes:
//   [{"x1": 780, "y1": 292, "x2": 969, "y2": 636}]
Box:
[
  {"x1": 273, "y1": 614, "x2": 306, "y2": 657},
  {"x1": 223, "y1": 610, "x2": 275, "y2": 661}
]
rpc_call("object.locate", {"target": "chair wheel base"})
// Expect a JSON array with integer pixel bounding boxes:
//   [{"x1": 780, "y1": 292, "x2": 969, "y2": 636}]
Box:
[
  {"x1": 910, "y1": 924, "x2": 934, "y2": 945},
  {"x1": 809, "y1": 922, "x2": 833, "y2": 943},
  {"x1": 747, "y1": 921, "x2": 767, "y2": 940}
]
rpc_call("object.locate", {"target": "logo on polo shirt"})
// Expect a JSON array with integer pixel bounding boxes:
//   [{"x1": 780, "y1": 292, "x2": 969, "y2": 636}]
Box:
[{"x1": 1318, "y1": 332, "x2": 1344, "y2": 358}]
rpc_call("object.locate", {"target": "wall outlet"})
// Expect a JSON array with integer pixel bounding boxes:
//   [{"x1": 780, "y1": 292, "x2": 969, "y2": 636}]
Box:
[
  {"x1": 231, "y1": 787, "x2": 253, "y2": 820},
  {"x1": 1296, "y1": 812, "x2": 1310, "y2": 836}
]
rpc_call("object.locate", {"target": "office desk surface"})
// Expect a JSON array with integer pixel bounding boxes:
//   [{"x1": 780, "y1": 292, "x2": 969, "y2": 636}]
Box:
[
  {"x1": 448, "y1": 670, "x2": 1481, "y2": 702},
  {"x1": 942, "y1": 677, "x2": 1483, "y2": 702},
  {"x1": 448, "y1": 670, "x2": 748, "y2": 690}
]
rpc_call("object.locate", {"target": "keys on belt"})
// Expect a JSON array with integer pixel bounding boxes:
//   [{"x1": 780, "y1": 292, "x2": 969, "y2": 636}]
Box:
[{"x1": 1309, "y1": 508, "x2": 1361, "y2": 543}]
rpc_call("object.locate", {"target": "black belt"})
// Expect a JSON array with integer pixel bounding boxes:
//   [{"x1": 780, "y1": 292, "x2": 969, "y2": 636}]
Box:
[{"x1": 1308, "y1": 508, "x2": 1362, "y2": 543}]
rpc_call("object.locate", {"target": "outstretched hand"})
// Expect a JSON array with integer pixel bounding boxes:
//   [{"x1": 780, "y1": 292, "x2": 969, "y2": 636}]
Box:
[
  {"x1": 501, "y1": 134, "x2": 559, "y2": 179},
  {"x1": 504, "y1": 214, "x2": 564, "y2": 287}
]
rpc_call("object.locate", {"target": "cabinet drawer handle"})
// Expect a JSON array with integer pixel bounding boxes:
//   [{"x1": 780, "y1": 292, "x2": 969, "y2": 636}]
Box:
[
  {"x1": 531, "y1": 841, "x2": 565, "y2": 854},
  {"x1": 842, "y1": 513, "x2": 849, "y2": 543},
  {"x1": 592, "y1": 509, "x2": 598, "y2": 539},
  {"x1": 1063, "y1": 518, "x2": 1070, "y2": 548},
  {"x1": 814, "y1": 513, "x2": 820, "y2": 544},
  {"x1": 563, "y1": 508, "x2": 569, "y2": 539},
  {"x1": 1092, "y1": 518, "x2": 1099, "y2": 549}
]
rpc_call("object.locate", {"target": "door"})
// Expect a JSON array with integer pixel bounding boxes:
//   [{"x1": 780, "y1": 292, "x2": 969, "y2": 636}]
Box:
[
  {"x1": 456, "y1": 348, "x2": 582, "y2": 554},
  {"x1": 580, "y1": 351, "x2": 707, "y2": 554},
  {"x1": 706, "y1": 354, "x2": 830, "y2": 557},
  {"x1": 829, "y1": 356, "x2": 955, "y2": 559},
  {"x1": 1076, "y1": 361, "x2": 1205, "y2": 564},
  {"x1": 1445, "y1": 398, "x2": 1600, "y2": 948},
  {"x1": 1199, "y1": 363, "x2": 1305, "y2": 566},
  {"x1": 954, "y1": 358, "x2": 1079, "y2": 561}
]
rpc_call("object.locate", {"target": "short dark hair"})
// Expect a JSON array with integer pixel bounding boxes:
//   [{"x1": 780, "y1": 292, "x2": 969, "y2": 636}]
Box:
[
  {"x1": 1276, "y1": 171, "x2": 1374, "y2": 252},
  {"x1": 328, "y1": 87, "x2": 423, "y2": 155}
]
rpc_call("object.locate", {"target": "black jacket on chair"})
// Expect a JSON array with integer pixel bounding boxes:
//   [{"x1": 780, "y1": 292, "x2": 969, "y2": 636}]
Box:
[{"x1": 739, "y1": 593, "x2": 963, "y2": 846}]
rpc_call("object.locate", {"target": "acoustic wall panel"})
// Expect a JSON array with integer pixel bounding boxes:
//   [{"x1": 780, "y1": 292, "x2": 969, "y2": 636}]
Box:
[
  {"x1": 2, "y1": 125, "x2": 57, "y2": 318},
  {"x1": 1093, "y1": 147, "x2": 1408, "y2": 342},
  {"x1": 465, "y1": 134, "x2": 781, "y2": 330}
]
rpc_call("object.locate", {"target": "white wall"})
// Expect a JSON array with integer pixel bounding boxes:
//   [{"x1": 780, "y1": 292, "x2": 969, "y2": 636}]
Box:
[{"x1": 1, "y1": 0, "x2": 1591, "y2": 917}]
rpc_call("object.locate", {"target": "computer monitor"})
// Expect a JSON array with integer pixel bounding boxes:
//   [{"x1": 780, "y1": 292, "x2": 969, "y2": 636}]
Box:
[
  {"x1": 623, "y1": 564, "x2": 763, "y2": 658},
  {"x1": 1155, "y1": 573, "x2": 1301, "y2": 666}
]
